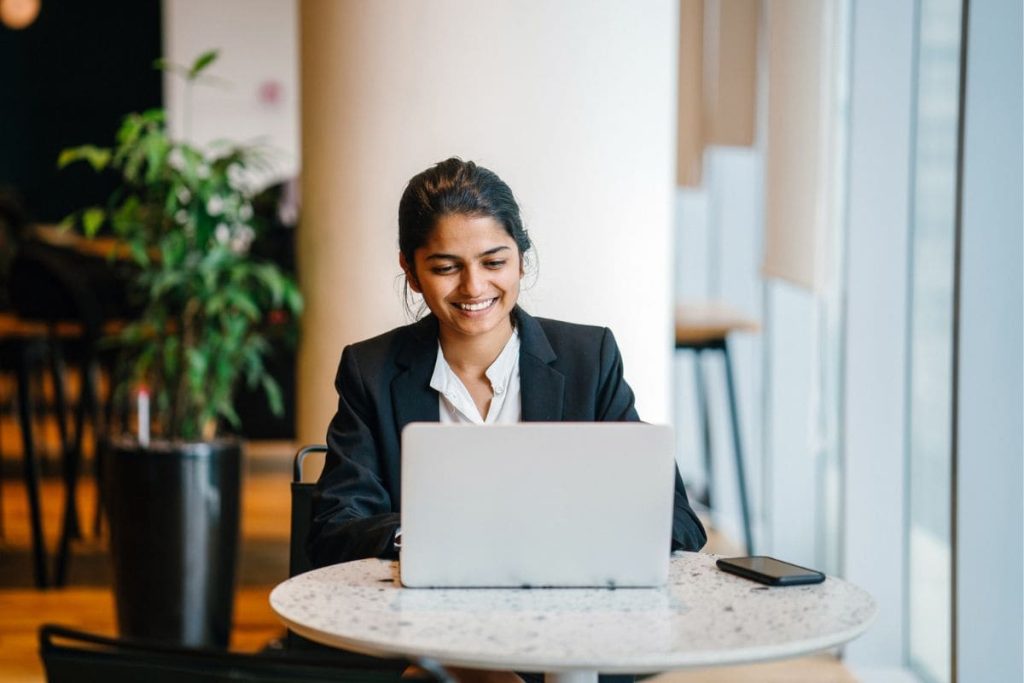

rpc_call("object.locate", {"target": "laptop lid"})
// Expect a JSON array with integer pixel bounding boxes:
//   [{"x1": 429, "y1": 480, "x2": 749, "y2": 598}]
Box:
[{"x1": 399, "y1": 422, "x2": 675, "y2": 588}]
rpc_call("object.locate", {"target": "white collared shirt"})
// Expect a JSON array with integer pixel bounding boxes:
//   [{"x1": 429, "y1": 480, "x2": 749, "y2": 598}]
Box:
[{"x1": 429, "y1": 329, "x2": 522, "y2": 424}]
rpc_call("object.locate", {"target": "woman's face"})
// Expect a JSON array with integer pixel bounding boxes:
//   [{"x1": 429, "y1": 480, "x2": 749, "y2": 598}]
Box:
[{"x1": 401, "y1": 213, "x2": 523, "y2": 345}]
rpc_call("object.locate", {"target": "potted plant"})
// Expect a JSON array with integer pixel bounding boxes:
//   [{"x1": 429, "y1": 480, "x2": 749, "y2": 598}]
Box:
[{"x1": 60, "y1": 51, "x2": 302, "y2": 648}]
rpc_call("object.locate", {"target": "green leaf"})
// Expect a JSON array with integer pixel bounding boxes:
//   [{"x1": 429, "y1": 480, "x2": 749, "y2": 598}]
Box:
[
  {"x1": 229, "y1": 291, "x2": 261, "y2": 321},
  {"x1": 136, "y1": 342, "x2": 157, "y2": 377},
  {"x1": 218, "y1": 401, "x2": 241, "y2": 429},
  {"x1": 58, "y1": 145, "x2": 111, "y2": 171},
  {"x1": 160, "y1": 231, "x2": 187, "y2": 269},
  {"x1": 111, "y1": 195, "x2": 142, "y2": 236},
  {"x1": 205, "y1": 292, "x2": 227, "y2": 317},
  {"x1": 150, "y1": 270, "x2": 185, "y2": 298},
  {"x1": 261, "y1": 374, "x2": 284, "y2": 417},
  {"x1": 254, "y1": 264, "x2": 285, "y2": 306},
  {"x1": 116, "y1": 113, "x2": 143, "y2": 149},
  {"x1": 144, "y1": 134, "x2": 170, "y2": 184},
  {"x1": 129, "y1": 239, "x2": 150, "y2": 267},
  {"x1": 163, "y1": 336, "x2": 180, "y2": 375},
  {"x1": 283, "y1": 281, "x2": 304, "y2": 314},
  {"x1": 82, "y1": 207, "x2": 106, "y2": 237},
  {"x1": 187, "y1": 348, "x2": 210, "y2": 386},
  {"x1": 188, "y1": 50, "x2": 219, "y2": 80}
]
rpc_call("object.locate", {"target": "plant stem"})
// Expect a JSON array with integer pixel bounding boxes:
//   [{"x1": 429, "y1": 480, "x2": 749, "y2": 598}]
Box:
[{"x1": 174, "y1": 297, "x2": 202, "y2": 439}]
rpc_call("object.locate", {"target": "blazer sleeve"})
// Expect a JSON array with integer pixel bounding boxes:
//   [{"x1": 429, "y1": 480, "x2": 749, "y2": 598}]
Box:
[
  {"x1": 307, "y1": 346, "x2": 401, "y2": 567},
  {"x1": 596, "y1": 328, "x2": 707, "y2": 552}
]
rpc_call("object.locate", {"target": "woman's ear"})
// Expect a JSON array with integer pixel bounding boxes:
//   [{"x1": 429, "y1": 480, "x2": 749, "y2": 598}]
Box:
[{"x1": 399, "y1": 252, "x2": 422, "y2": 294}]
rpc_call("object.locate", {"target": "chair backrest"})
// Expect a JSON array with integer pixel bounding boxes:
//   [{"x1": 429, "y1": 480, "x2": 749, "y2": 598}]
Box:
[
  {"x1": 285, "y1": 448, "x2": 418, "y2": 667},
  {"x1": 39, "y1": 624, "x2": 430, "y2": 683},
  {"x1": 290, "y1": 444, "x2": 327, "y2": 578},
  {"x1": 10, "y1": 241, "x2": 104, "y2": 341}
]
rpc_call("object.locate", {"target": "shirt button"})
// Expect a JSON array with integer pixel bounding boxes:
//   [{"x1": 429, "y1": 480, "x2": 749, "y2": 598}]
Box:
[{"x1": 494, "y1": 385, "x2": 504, "y2": 395}]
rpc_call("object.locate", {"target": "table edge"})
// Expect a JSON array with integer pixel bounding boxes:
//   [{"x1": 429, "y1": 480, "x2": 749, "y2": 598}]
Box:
[{"x1": 270, "y1": 580, "x2": 878, "y2": 674}]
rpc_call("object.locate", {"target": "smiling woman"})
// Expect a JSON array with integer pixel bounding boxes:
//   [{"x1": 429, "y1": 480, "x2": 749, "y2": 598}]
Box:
[
  {"x1": 402, "y1": 215, "x2": 521, "y2": 354},
  {"x1": 401, "y1": 213, "x2": 523, "y2": 420},
  {"x1": 308, "y1": 157, "x2": 706, "y2": 573}
]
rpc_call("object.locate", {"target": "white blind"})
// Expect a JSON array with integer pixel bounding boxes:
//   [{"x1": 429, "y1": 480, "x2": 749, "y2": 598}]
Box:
[
  {"x1": 762, "y1": 0, "x2": 838, "y2": 291},
  {"x1": 677, "y1": 0, "x2": 760, "y2": 187}
]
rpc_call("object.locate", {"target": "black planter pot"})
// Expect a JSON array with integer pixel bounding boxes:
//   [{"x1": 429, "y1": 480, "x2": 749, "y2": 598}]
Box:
[{"x1": 105, "y1": 438, "x2": 242, "y2": 648}]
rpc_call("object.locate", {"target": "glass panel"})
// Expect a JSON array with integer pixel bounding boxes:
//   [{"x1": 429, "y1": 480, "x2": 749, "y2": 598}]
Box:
[
  {"x1": 818, "y1": 0, "x2": 853, "y2": 578},
  {"x1": 906, "y1": 0, "x2": 962, "y2": 681}
]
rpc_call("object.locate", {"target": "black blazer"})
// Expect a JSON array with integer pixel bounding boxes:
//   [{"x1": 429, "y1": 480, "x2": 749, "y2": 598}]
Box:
[{"x1": 309, "y1": 308, "x2": 707, "y2": 567}]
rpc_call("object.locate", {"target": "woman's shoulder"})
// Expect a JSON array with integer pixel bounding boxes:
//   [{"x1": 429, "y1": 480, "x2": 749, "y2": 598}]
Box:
[
  {"x1": 519, "y1": 311, "x2": 615, "y2": 356},
  {"x1": 343, "y1": 316, "x2": 436, "y2": 366},
  {"x1": 532, "y1": 315, "x2": 608, "y2": 340}
]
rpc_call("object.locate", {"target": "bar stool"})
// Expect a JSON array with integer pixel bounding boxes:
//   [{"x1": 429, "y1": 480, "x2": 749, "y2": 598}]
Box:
[
  {"x1": 0, "y1": 312, "x2": 54, "y2": 587},
  {"x1": 675, "y1": 302, "x2": 759, "y2": 554},
  {"x1": 8, "y1": 242, "x2": 121, "y2": 587}
]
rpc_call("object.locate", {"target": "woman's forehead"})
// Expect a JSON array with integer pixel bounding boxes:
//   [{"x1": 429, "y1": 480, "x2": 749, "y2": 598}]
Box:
[{"x1": 420, "y1": 214, "x2": 515, "y2": 254}]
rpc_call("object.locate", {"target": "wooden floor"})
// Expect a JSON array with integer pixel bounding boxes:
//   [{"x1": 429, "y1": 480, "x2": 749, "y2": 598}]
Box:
[{"x1": 0, "y1": 440, "x2": 857, "y2": 683}]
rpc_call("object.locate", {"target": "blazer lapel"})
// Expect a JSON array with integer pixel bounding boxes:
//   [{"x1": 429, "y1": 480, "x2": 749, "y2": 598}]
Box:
[
  {"x1": 516, "y1": 308, "x2": 565, "y2": 422},
  {"x1": 391, "y1": 316, "x2": 441, "y2": 428}
]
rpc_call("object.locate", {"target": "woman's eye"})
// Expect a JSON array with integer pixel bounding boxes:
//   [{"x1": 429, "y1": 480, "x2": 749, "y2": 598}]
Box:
[
  {"x1": 485, "y1": 260, "x2": 507, "y2": 269},
  {"x1": 432, "y1": 264, "x2": 457, "y2": 275}
]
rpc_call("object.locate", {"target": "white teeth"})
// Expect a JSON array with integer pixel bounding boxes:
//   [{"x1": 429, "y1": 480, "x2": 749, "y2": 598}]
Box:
[{"x1": 457, "y1": 299, "x2": 495, "y2": 311}]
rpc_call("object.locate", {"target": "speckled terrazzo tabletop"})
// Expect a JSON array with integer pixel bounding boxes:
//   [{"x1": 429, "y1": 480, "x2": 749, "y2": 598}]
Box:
[{"x1": 270, "y1": 552, "x2": 876, "y2": 674}]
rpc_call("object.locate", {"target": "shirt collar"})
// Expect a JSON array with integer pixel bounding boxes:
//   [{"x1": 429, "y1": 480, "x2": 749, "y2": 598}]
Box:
[{"x1": 429, "y1": 328, "x2": 521, "y2": 397}]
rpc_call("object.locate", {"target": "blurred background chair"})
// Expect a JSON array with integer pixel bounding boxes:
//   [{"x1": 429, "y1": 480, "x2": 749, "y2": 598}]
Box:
[
  {"x1": 7, "y1": 237, "x2": 133, "y2": 587},
  {"x1": 675, "y1": 302, "x2": 759, "y2": 554},
  {"x1": 40, "y1": 623, "x2": 452, "y2": 683}
]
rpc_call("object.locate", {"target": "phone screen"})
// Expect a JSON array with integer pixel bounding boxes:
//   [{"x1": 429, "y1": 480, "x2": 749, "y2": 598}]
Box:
[
  {"x1": 726, "y1": 556, "x2": 817, "y2": 578},
  {"x1": 716, "y1": 556, "x2": 825, "y2": 585}
]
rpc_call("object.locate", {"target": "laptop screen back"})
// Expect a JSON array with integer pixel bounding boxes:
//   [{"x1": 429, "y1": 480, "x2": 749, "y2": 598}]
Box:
[{"x1": 399, "y1": 422, "x2": 675, "y2": 588}]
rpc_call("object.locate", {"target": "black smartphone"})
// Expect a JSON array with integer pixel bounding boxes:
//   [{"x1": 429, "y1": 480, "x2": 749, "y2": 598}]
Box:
[{"x1": 716, "y1": 556, "x2": 826, "y2": 586}]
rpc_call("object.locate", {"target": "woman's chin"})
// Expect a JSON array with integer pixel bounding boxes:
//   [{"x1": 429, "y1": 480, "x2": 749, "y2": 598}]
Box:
[{"x1": 441, "y1": 305, "x2": 514, "y2": 339}]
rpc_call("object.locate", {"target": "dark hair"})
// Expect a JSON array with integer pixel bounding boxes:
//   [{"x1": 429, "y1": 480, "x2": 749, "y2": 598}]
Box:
[{"x1": 398, "y1": 158, "x2": 532, "y2": 272}]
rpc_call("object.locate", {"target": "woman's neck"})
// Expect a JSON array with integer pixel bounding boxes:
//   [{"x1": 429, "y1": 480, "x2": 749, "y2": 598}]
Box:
[{"x1": 438, "y1": 316, "x2": 515, "y2": 375}]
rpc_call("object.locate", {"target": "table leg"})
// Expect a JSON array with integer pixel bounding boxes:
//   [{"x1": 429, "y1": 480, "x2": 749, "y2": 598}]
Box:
[{"x1": 544, "y1": 672, "x2": 597, "y2": 683}]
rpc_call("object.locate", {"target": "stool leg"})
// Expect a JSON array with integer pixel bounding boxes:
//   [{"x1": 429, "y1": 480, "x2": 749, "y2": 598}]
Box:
[
  {"x1": 693, "y1": 351, "x2": 713, "y2": 510},
  {"x1": 16, "y1": 344, "x2": 48, "y2": 588},
  {"x1": 54, "y1": 353, "x2": 98, "y2": 586},
  {"x1": 94, "y1": 359, "x2": 117, "y2": 536},
  {"x1": 0, "y1": 399, "x2": 5, "y2": 540},
  {"x1": 47, "y1": 339, "x2": 81, "y2": 540},
  {"x1": 721, "y1": 340, "x2": 754, "y2": 554}
]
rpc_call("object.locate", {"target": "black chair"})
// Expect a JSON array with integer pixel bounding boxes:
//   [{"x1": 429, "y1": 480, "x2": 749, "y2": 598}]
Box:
[
  {"x1": 283, "y1": 445, "x2": 409, "y2": 672},
  {"x1": 289, "y1": 444, "x2": 326, "y2": 579},
  {"x1": 39, "y1": 624, "x2": 451, "y2": 683}
]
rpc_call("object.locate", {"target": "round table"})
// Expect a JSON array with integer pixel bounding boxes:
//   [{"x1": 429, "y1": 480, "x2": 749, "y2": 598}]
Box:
[{"x1": 270, "y1": 552, "x2": 876, "y2": 683}]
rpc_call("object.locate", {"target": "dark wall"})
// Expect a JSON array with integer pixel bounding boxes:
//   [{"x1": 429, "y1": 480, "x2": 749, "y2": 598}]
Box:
[{"x1": 0, "y1": 1, "x2": 162, "y2": 224}]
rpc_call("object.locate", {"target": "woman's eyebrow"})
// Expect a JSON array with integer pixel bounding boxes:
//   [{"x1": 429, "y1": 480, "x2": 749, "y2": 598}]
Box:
[{"x1": 424, "y1": 246, "x2": 510, "y2": 261}]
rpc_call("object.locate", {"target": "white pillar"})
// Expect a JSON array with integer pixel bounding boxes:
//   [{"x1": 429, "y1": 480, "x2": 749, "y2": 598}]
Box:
[{"x1": 297, "y1": 0, "x2": 678, "y2": 443}]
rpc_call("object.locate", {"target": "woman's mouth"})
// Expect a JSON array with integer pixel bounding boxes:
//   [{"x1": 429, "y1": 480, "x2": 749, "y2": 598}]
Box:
[{"x1": 453, "y1": 298, "x2": 498, "y2": 312}]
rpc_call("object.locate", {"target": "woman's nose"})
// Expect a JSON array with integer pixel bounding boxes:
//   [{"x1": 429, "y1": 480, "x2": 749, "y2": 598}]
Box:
[{"x1": 460, "y1": 266, "x2": 486, "y2": 297}]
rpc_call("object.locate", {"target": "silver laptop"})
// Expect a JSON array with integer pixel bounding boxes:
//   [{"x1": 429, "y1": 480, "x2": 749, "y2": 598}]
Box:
[{"x1": 399, "y1": 422, "x2": 675, "y2": 588}]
